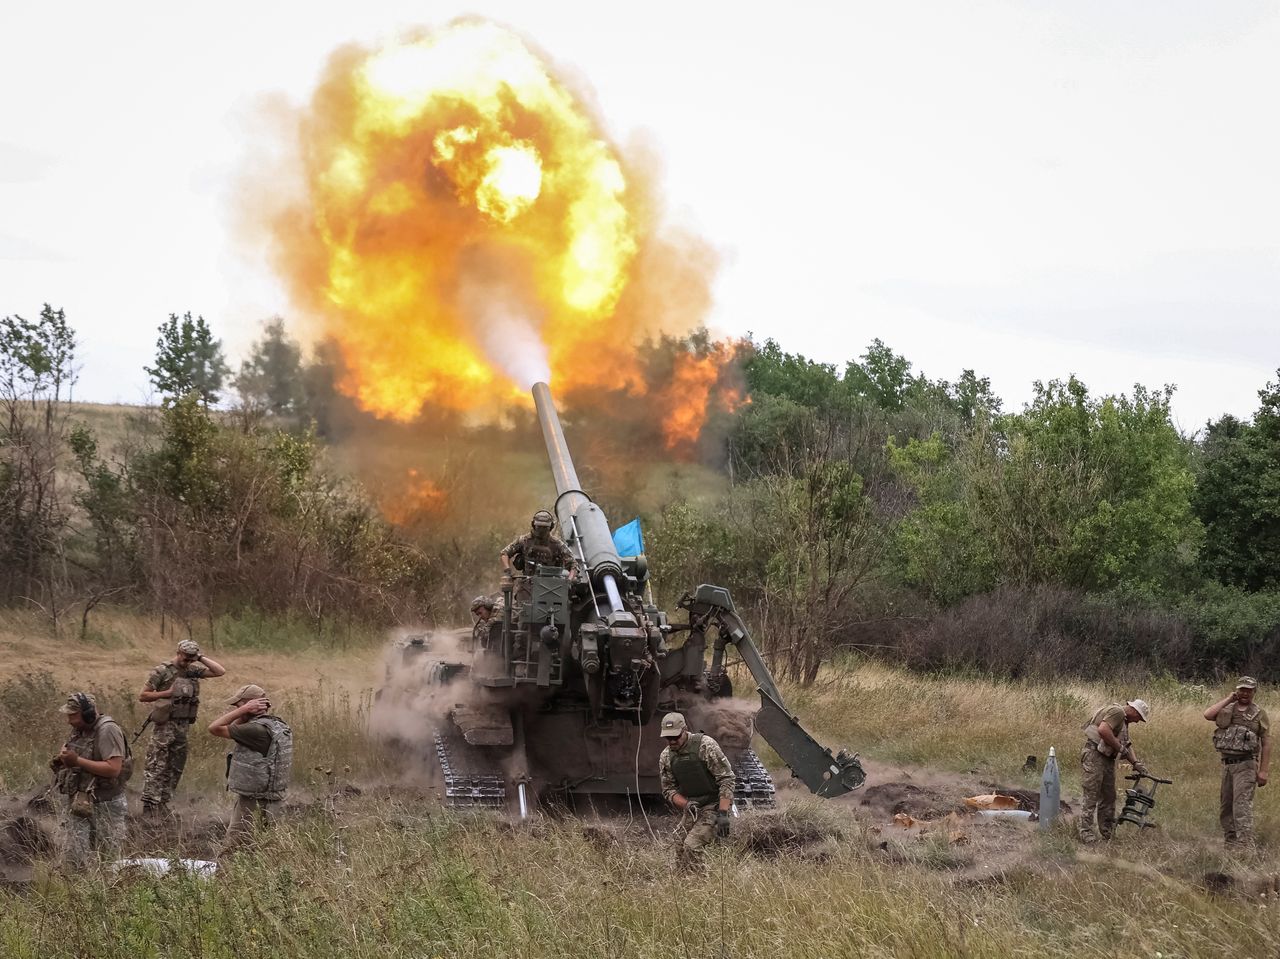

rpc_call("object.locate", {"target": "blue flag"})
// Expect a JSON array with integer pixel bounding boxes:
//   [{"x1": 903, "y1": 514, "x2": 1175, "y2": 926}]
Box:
[{"x1": 612, "y1": 518, "x2": 644, "y2": 557}]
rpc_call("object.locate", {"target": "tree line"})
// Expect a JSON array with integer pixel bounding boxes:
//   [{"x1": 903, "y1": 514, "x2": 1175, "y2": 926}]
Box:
[
  {"x1": 0, "y1": 306, "x2": 433, "y2": 640},
  {"x1": 3, "y1": 303, "x2": 1277, "y2": 680},
  {"x1": 647, "y1": 338, "x2": 1280, "y2": 682}
]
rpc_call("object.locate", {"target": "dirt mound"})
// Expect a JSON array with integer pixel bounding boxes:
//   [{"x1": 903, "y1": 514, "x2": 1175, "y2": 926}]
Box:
[
  {"x1": 858, "y1": 782, "x2": 968, "y2": 820},
  {"x1": 736, "y1": 805, "x2": 848, "y2": 859},
  {"x1": 2, "y1": 815, "x2": 53, "y2": 862},
  {"x1": 0, "y1": 814, "x2": 54, "y2": 884}
]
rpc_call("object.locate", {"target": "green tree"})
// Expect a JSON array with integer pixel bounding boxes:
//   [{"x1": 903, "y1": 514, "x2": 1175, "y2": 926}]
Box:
[
  {"x1": 0, "y1": 305, "x2": 78, "y2": 616},
  {"x1": 1193, "y1": 371, "x2": 1280, "y2": 590},
  {"x1": 888, "y1": 433, "x2": 997, "y2": 604},
  {"x1": 234, "y1": 316, "x2": 306, "y2": 418},
  {"x1": 144, "y1": 312, "x2": 230, "y2": 406},
  {"x1": 843, "y1": 338, "x2": 915, "y2": 412},
  {"x1": 889, "y1": 377, "x2": 1201, "y2": 601}
]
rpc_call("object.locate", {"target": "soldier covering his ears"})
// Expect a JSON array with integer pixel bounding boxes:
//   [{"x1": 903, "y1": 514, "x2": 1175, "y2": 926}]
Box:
[
  {"x1": 208, "y1": 683, "x2": 293, "y2": 850},
  {"x1": 138, "y1": 639, "x2": 226, "y2": 816},
  {"x1": 1204, "y1": 676, "x2": 1271, "y2": 847}
]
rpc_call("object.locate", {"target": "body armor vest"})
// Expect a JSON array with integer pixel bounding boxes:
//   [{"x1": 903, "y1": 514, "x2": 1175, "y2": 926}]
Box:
[
  {"x1": 669, "y1": 734, "x2": 719, "y2": 805},
  {"x1": 58, "y1": 716, "x2": 130, "y2": 801},
  {"x1": 1214, "y1": 704, "x2": 1263, "y2": 758},
  {"x1": 523, "y1": 536, "x2": 559, "y2": 568},
  {"x1": 227, "y1": 717, "x2": 293, "y2": 801},
  {"x1": 149, "y1": 665, "x2": 201, "y2": 723}
]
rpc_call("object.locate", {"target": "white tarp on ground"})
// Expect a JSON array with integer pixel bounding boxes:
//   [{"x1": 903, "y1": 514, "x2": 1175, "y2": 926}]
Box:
[{"x1": 111, "y1": 857, "x2": 217, "y2": 878}]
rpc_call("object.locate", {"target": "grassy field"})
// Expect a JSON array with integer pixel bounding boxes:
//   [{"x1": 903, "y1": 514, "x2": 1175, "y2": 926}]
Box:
[{"x1": 2, "y1": 613, "x2": 1277, "y2": 957}]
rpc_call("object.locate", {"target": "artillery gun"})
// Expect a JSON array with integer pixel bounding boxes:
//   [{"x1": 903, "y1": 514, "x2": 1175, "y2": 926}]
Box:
[{"x1": 399, "y1": 382, "x2": 865, "y2": 815}]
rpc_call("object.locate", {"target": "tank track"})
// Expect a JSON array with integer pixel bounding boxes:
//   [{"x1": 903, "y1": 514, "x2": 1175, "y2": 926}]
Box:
[
  {"x1": 434, "y1": 732, "x2": 506, "y2": 810},
  {"x1": 434, "y1": 734, "x2": 774, "y2": 810},
  {"x1": 733, "y1": 749, "x2": 776, "y2": 808}
]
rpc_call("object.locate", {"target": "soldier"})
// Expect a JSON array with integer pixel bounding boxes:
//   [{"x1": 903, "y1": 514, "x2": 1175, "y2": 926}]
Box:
[
  {"x1": 470, "y1": 595, "x2": 495, "y2": 652},
  {"x1": 658, "y1": 712, "x2": 735, "y2": 870},
  {"x1": 50, "y1": 692, "x2": 130, "y2": 867},
  {"x1": 1204, "y1": 676, "x2": 1271, "y2": 847},
  {"x1": 500, "y1": 510, "x2": 579, "y2": 582},
  {"x1": 1078, "y1": 698, "x2": 1151, "y2": 843},
  {"x1": 501, "y1": 510, "x2": 578, "y2": 676},
  {"x1": 137, "y1": 638, "x2": 227, "y2": 816},
  {"x1": 208, "y1": 684, "x2": 293, "y2": 850}
]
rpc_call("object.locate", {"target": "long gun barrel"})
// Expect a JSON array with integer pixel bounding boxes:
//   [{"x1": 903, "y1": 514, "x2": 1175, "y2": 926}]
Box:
[{"x1": 532, "y1": 382, "x2": 625, "y2": 610}]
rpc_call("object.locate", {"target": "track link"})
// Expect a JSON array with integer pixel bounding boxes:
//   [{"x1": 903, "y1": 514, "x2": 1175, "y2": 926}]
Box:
[
  {"x1": 434, "y1": 731, "x2": 506, "y2": 810},
  {"x1": 733, "y1": 749, "x2": 776, "y2": 808}
]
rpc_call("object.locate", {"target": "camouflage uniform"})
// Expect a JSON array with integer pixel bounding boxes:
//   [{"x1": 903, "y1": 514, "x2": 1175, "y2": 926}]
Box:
[
  {"x1": 501, "y1": 532, "x2": 578, "y2": 577},
  {"x1": 470, "y1": 597, "x2": 495, "y2": 653},
  {"x1": 1214, "y1": 702, "x2": 1270, "y2": 846},
  {"x1": 1078, "y1": 703, "x2": 1131, "y2": 842},
  {"x1": 54, "y1": 704, "x2": 130, "y2": 867},
  {"x1": 141, "y1": 660, "x2": 209, "y2": 808},
  {"x1": 472, "y1": 616, "x2": 493, "y2": 653},
  {"x1": 659, "y1": 732, "x2": 736, "y2": 868},
  {"x1": 502, "y1": 533, "x2": 576, "y2": 671}
]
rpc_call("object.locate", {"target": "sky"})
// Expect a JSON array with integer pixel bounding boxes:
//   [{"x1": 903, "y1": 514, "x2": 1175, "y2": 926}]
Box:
[{"x1": 1, "y1": 1, "x2": 1276, "y2": 431}]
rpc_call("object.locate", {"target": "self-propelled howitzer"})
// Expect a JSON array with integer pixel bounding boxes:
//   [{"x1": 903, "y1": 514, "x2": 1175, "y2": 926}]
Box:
[{"x1": 401, "y1": 382, "x2": 865, "y2": 814}]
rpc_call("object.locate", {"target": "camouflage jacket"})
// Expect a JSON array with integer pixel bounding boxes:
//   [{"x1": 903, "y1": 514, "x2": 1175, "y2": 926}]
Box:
[
  {"x1": 144, "y1": 661, "x2": 209, "y2": 722},
  {"x1": 501, "y1": 533, "x2": 578, "y2": 574},
  {"x1": 659, "y1": 733, "x2": 736, "y2": 804}
]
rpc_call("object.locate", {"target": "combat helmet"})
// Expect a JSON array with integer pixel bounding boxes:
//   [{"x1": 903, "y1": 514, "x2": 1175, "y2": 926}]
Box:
[
  {"x1": 531, "y1": 509, "x2": 555, "y2": 534},
  {"x1": 471, "y1": 595, "x2": 494, "y2": 613}
]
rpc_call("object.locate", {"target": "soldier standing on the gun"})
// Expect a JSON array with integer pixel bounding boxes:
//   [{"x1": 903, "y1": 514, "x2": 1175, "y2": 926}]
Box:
[
  {"x1": 500, "y1": 510, "x2": 578, "y2": 674},
  {"x1": 1204, "y1": 676, "x2": 1271, "y2": 847},
  {"x1": 500, "y1": 510, "x2": 579, "y2": 584},
  {"x1": 470, "y1": 595, "x2": 495, "y2": 652},
  {"x1": 658, "y1": 712, "x2": 735, "y2": 870},
  {"x1": 1078, "y1": 698, "x2": 1151, "y2": 843},
  {"x1": 51, "y1": 692, "x2": 130, "y2": 866},
  {"x1": 208, "y1": 683, "x2": 293, "y2": 851},
  {"x1": 138, "y1": 639, "x2": 226, "y2": 817}
]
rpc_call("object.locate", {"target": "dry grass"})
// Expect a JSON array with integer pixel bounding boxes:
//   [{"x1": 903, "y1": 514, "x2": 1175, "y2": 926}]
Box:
[
  {"x1": 2, "y1": 805, "x2": 1277, "y2": 958},
  {"x1": 4, "y1": 619, "x2": 1279, "y2": 955},
  {"x1": 761, "y1": 657, "x2": 1266, "y2": 842}
]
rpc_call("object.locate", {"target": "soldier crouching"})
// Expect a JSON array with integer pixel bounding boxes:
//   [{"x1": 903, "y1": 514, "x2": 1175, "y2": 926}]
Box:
[
  {"x1": 208, "y1": 684, "x2": 293, "y2": 851},
  {"x1": 658, "y1": 712, "x2": 735, "y2": 870}
]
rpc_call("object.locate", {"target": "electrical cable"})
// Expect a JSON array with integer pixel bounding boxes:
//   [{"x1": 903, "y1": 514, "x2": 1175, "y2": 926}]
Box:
[{"x1": 633, "y1": 705, "x2": 656, "y2": 839}]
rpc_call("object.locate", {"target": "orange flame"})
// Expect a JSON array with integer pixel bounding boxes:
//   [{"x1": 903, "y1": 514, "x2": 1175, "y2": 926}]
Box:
[
  {"x1": 381, "y1": 469, "x2": 448, "y2": 526},
  {"x1": 260, "y1": 20, "x2": 736, "y2": 446},
  {"x1": 659, "y1": 342, "x2": 747, "y2": 451}
]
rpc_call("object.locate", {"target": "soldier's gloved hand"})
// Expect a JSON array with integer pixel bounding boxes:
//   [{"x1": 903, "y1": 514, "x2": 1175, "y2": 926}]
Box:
[{"x1": 715, "y1": 811, "x2": 730, "y2": 839}]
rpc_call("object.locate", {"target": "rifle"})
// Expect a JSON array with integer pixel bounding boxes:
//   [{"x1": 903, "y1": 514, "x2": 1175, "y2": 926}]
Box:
[{"x1": 133, "y1": 714, "x2": 153, "y2": 744}]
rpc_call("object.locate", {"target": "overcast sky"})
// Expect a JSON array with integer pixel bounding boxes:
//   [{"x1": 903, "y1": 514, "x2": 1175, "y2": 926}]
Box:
[{"x1": 1, "y1": 1, "x2": 1276, "y2": 430}]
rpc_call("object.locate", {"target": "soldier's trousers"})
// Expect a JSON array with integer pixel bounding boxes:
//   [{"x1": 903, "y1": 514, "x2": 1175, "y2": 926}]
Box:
[
  {"x1": 1078, "y1": 747, "x2": 1116, "y2": 841},
  {"x1": 1220, "y1": 757, "x2": 1257, "y2": 845},
  {"x1": 672, "y1": 805, "x2": 719, "y2": 869},
  {"x1": 61, "y1": 792, "x2": 126, "y2": 867},
  {"x1": 142, "y1": 720, "x2": 191, "y2": 805},
  {"x1": 222, "y1": 795, "x2": 283, "y2": 851}
]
